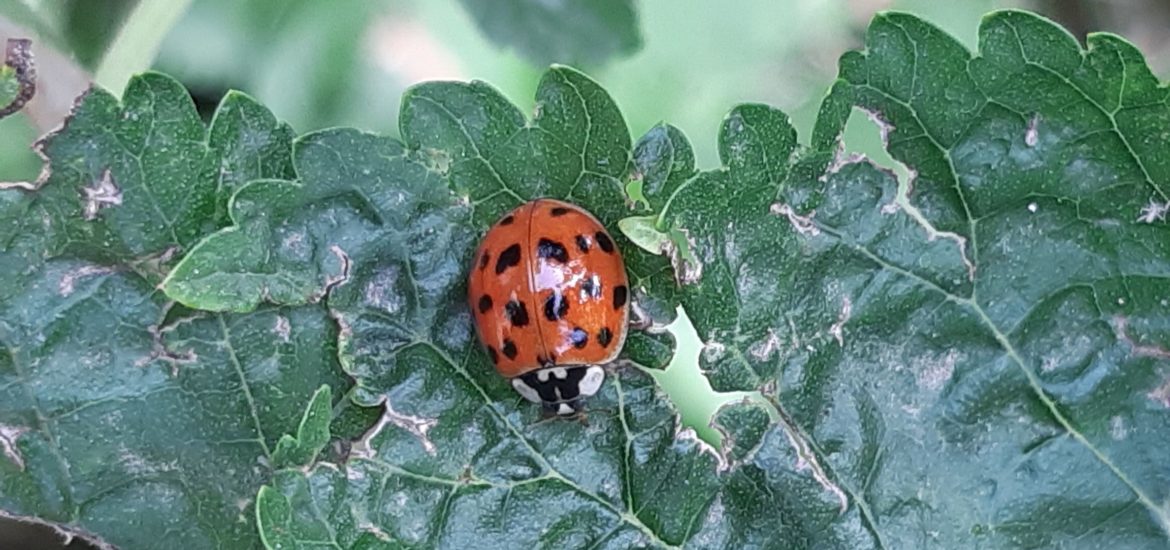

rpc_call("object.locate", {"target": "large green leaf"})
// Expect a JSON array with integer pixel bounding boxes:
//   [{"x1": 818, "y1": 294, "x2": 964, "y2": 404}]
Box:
[
  {"x1": 644, "y1": 10, "x2": 1170, "y2": 548},
  {"x1": 4, "y1": 9, "x2": 1170, "y2": 550},
  {"x1": 0, "y1": 74, "x2": 346, "y2": 549},
  {"x1": 242, "y1": 66, "x2": 872, "y2": 548},
  {"x1": 458, "y1": 0, "x2": 642, "y2": 67}
]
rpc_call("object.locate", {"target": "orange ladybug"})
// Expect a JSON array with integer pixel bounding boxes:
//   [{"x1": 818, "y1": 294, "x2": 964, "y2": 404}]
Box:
[{"x1": 468, "y1": 199, "x2": 630, "y2": 416}]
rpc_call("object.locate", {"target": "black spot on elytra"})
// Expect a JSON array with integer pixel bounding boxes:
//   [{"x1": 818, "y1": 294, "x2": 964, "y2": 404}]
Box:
[
  {"x1": 479, "y1": 251, "x2": 490, "y2": 271},
  {"x1": 487, "y1": 346, "x2": 499, "y2": 364},
  {"x1": 613, "y1": 285, "x2": 628, "y2": 310},
  {"x1": 478, "y1": 294, "x2": 493, "y2": 313},
  {"x1": 595, "y1": 231, "x2": 615, "y2": 253},
  {"x1": 598, "y1": 327, "x2": 613, "y2": 348},
  {"x1": 575, "y1": 235, "x2": 590, "y2": 253},
  {"x1": 505, "y1": 300, "x2": 529, "y2": 327},
  {"x1": 544, "y1": 291, "x2": 568, "y2": 321},
  {"x1": 581, "y1": 275, "x2": 602, "y2": 300},
  {"x1": 537, "y1": 238, "x2": 569, "y2": 263},
  {"x1": 502, "y1": 339, "x2": 518, "y2": 359},
  {"x1": 495, "y1": 244, "x2": 521, "y2": 274},
  {"x1": 570, "y1": 328, "x2": 588, "y2": 349},
  {"x1": 499, "y1": 215, "x2": 515, "y2": 226},
  {"x1": 550, "y1": 206, "x2": 570, "y2": 217}
]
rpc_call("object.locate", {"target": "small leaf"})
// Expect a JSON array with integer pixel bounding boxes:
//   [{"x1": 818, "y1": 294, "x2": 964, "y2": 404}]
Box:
[
  {"x1": 272, "y1": 385, "x2": 334, "y2": 469},
  {"x1": 459, "y1": 0, "x2": 642, "y2": 67},
  {"x1": 617, "y1": 214, "x2": 668, "y2": 254},
  {"x1": 648, "y1": 10, "x2": 1170, "y2": 547}
]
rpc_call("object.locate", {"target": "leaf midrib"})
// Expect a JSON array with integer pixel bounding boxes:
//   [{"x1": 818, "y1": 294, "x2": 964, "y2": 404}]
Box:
[
  {"x1": 417, "y1": 340, "x2": 680, "y2": 549},
  {"x1": 811, "y1": 212, "x2": 1170, "y2": 535}
]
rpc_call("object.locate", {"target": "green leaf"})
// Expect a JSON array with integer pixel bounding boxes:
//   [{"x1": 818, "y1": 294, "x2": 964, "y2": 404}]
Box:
[
  {"x1": 458, "y1": 0, "x2": 641, "y2": 67},
  {"x1": 0, "y1": 74, "x2": 350, "y2": 548},
  {"x1": 0, "y1": 65, "x2": 18, "y2": 110},
  {"x1": 272, "y1": 385, "x2": 334, "y2": 470},
  {"x1": 647, "y1": 10, "x2": 1170, "y2": 547},
  {"x1": 246, "y1": 65, "x2": 867, "y2": 549},
  {"x1": 8, "y1": 9, "x2": 1170, "y2": 550}
]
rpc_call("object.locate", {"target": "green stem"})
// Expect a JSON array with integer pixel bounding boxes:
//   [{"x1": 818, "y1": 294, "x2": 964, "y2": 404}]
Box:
[{"x1": 93, "y1": 0, "x2": 193, "y2": 95}]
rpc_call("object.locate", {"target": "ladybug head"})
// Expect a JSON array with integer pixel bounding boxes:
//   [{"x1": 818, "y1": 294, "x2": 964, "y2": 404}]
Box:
[{"x1": 511, "y1": 365, "x2": 605, "y2": 416}]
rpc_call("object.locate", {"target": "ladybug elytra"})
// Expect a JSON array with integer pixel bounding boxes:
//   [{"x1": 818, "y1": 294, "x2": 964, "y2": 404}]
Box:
[{"x1": 468, "y1": 199, "x2": 630, "y2": 417}]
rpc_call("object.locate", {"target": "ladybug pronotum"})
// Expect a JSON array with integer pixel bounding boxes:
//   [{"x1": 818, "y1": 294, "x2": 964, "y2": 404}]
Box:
[{"x1": 468, "y1": 198, "x2": 630, "y2": 416}]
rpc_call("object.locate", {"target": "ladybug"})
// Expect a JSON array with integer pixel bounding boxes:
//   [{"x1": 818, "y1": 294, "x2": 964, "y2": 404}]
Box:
[{"x1": 468, "y1": 198, "x2": 630, "y2": 416}]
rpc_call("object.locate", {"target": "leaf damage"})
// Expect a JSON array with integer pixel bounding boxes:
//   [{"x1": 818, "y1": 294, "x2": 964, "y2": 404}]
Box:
[
  {"x1": 57, "y1": 265, "x2": 118, "y2": 296},
  {"x1": 772, "y1": 405, "x2": 849, "y2": 514},
  {"x1": 1137, "y1": 199, "x2": 1169, "y2": 224},
  {"x1": 81, "y1": 169, "x2": 123, "y2": 220},
  {"x1": 770, "y1": 203, "x2": 820, "y2": 236},
  {"x1": 352, "y1": 398, "x2": 438, "y2": 457},
  {"x1": 0, "y1": 424, "x2": 28, "y2": 470},
  {"x1": 828, "y1": 296, "x2": 852, "y2": 347}
]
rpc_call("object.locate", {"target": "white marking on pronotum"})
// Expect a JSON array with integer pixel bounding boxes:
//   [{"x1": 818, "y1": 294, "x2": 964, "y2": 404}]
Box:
[
  {"x1": 82, "y1": 169, "x2": 122, "y2": 220},
  {"x1": 776, "y1": 414, "x2": 848, "y2": 514},
  {"x1": 1025, "y1": 114, "x2": 1040, "y2": 147},
  {"x1": 58, "y1": 265, "x2": 116, "y2": 296},
  {"x1": 352, "y1": 399, "x2": 438, "y2": 457},
  {"x1": 512, "y1": 378, "x2": 541, "y2": 403},
  {"x1": 0, "y1": 424, "x2": 28, "y2": 470},
  {"x1": 1137, "y1": 199, "x2": 1169, "y2": 224},
  {"x1": 770, "y1": 203, "x2": 820, "y2": 236},
  {"x1": 578, "y1": 366, "x2": 604, "y2": 397},
  {"x1": 828, "y1": 296, "x2": 852, "y2": 347}
]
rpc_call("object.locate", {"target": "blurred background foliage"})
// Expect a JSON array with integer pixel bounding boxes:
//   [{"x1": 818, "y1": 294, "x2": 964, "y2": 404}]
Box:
[{"x1": 2, "y1": 1, "x2": 1169, "y2": 546}]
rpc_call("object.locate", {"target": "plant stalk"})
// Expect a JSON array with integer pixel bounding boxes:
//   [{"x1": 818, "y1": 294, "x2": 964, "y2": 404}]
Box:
[{"x1": 93, "y1": 0, "x2": 193, "y2": 95}]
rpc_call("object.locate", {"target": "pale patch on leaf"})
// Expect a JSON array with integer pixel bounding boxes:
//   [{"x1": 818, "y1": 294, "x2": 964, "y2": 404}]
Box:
[
  {"x1": 1137, "y1": 199, "x2": 1169, "y2": 224},
  {"x1": 770, "y1": 203, "x2": 820, "y2": 236},
  {"x1": 1025, "y1": 113, "x2": 1041, "y2": 147},
  {"x1": 57, "y1": 265, "x2": 117, "y2": 296},
  {"x1": 828, "y1": 296, "x2": 852, "y2": 347},
  {"x1": 353, "y1": 399, "x2": 438, "y2": 457},
  {"x1": 774, "y1": 409, "x2": 848, "y2": 514},
  {"x1": 82, "y1": 169, "x2": 122, "y2": 220},
  {"x1": 273, "y1": 315, "x2": 291, "y2": 343},
  {"x1": 0, "y1": 424, "x2": 28, "y2": 470}
]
